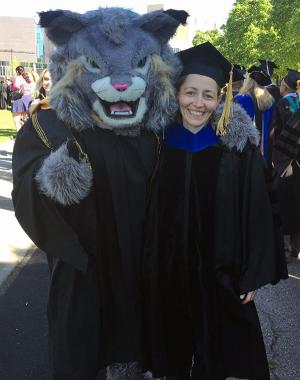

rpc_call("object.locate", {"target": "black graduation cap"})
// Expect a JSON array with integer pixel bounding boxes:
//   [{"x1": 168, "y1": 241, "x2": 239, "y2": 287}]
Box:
[
  {"x1": 283, "y1": 68, "x2": 300, "y2": 90},
  {"x1": 248, "y1": 65, "x2": 272, "y2": 86},
  {"x1": 233, "y1": 64, "x2": 246, "y2": 80},
  {"x1": 177, "y1": 42, "x2": 233, "y2": 88},
  {"x1": 259, "y1": 59, "x2": 278, "y2": 77}
]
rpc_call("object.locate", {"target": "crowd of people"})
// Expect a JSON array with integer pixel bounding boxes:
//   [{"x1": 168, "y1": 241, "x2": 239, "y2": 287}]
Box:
[
  {"x1": 0, "y1": 66, "x2": 52, "y2": 131},
  {"x1": 10, "y1": 6, "x2": 300, "y2": 380},
  {"x1": 233, "y1": 61, "x2": 300, "y2": 262}
]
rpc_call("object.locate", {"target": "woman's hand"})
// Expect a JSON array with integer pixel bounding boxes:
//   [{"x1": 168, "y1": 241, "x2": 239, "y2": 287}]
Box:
[{"x1": 240, "y1": 291, "x2": 256, "y2": 304}]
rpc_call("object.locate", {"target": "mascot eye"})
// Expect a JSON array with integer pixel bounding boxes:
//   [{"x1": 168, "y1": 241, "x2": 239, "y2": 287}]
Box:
[
  {"x1": 137, "y1": 57, "x2": 147, "y2": 68},
  {"x1": 86, "y1": 57, "x2": 100, "y2": 69}
]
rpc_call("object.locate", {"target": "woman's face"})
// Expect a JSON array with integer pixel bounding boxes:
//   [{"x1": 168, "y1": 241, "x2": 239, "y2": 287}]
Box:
[
  {"x1": 178, "y1": 74, "x2": 220, "y2": 132},
  {"x1": 43, "y1": 71, "x2": 52, "y2": 94}
]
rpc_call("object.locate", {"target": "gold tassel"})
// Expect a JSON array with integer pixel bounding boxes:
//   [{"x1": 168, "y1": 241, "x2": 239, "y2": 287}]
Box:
[{"x1": 216, "y1": 64, "x2": 234, "y2": 136}]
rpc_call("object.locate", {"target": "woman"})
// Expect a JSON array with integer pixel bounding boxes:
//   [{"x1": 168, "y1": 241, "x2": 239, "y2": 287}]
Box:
[
  {"x1": 32, "y1": 68, "x2": 52, "y2": 101},
  {"x1": 11, "y1": 67, "x2": 35, "y2": 130},
  {"x1": 143, "y1": 42, "x2": 287, "y2": 380},
  {"x1": 29, "y1": 69, "x2": 52, "y2": 114},
  {"x1": 235, "y1": 67, "x2": 275, "y2": 163}
]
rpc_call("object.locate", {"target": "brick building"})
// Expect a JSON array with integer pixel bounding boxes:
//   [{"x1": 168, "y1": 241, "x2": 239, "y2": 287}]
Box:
[{"x1": 0, "y1": 16, "x2": 47, "y2": 78}]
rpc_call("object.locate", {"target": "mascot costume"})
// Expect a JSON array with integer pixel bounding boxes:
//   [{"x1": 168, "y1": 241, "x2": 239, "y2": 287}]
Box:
[{"x1": 12, "y1": 7, "x2": 188, "y2": 380}]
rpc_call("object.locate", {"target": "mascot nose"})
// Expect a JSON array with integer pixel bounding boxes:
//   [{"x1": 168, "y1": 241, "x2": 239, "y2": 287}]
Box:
[{"x1": 113, "y1": 83, "x2": 129, "y2": 91}]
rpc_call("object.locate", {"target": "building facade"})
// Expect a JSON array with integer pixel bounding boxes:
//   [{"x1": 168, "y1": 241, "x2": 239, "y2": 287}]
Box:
[
  {"x1": 0, "y1": 16, "x2": 47, "y2": 78},
  {"x1": 146, "y1": 3, "x2": 199, "y2": 51}
]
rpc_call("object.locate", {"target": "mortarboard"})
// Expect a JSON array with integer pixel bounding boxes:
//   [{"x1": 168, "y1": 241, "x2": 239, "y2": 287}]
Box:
[
  {"x1": 233, "y1": 64, "x2": 246, "y2": 80},
  {"x1": 283, "y1": 68, "x2": 300, "y2": 90},
  {"x1": 177, "y1": 42, "x2": 233, "y2": 88},
  {"x1": 259, "y1": 59, "x2": 278, "y2": 77},
  {"x1": 248, "y1": 65, "x2": 272, "y2": 86}
]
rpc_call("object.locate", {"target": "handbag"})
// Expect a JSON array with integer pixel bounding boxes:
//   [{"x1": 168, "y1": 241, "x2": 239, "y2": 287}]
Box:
[{"x1": 10, "y1": 90, "x2": 23, "y2": 101}]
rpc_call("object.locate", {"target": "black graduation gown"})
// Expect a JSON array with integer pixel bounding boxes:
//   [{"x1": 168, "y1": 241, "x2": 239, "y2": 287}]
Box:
[
  {"x1": 12, "y1": 109, "x2": 159, "y2": 379},
  {"x1": 271, "y1": 97, "x2": 294, "y2": 140},
  {"x1": 143, "y1": 139, "x2": 288, "y2": 380},
  {"x1": 272, "y1": 98, "x2": 300, "y2": 234},
  {"x1": 266, "y1": 84, "x2": 281, "y2": 104},
  {"x1": 273, "y1": 110, "x2": 300, "y2": 233}
]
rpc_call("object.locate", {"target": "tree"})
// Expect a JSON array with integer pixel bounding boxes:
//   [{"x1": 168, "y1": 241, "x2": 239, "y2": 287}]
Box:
[
  {"x1": 218, "y1": 0, "x2": 273, "y2": 67},
  {"x1": 191, "y1": 0, "x2": 300, "y2": 74},
  {"x1": 269, "y1": 0, "x2": 300, "y2": 71},
  {"x1": 192, "y1": 29, "x2": 222, "y2": 48}
]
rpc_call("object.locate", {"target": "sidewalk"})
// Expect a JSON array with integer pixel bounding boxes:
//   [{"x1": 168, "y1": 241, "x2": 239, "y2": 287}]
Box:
[{"x1": 0, "y1": 139, "x2": 35, "y2": 287}]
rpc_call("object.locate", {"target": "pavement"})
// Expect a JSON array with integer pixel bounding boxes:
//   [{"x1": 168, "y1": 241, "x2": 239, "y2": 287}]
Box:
[
  {"x1": 0, "y1": 139, "x2": 35, "y2": 287},
  {"x1": 0, "y1": 139, "x2": 299, "y2": 379}
]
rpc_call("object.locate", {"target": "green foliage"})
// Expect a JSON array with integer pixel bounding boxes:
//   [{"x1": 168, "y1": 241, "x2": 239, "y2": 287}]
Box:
[
  {"x1": 268, "y1": 0, "x2": 300, "y2": 72},
  {"x1": 192, "y1": 0, "x2": 300, "y2": 75},
  {"x1": 192, "y1": 29, "x2": 222, "y2": 47}
]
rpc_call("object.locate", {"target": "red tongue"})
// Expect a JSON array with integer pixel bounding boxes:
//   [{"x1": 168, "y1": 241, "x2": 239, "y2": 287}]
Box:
[{"x1": 110, "y1": 102, "x2": 131, "y2": 112}]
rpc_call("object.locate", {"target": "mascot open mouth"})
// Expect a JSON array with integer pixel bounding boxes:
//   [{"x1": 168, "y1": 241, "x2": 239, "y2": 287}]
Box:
[{"x1": 101, "y1": 99, "x2": 140, "y2": 118}]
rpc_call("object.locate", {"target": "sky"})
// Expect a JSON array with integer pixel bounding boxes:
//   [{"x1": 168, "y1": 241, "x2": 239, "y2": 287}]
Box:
[{"x1": 0, "y1": 0, "x2": 235, "y2": 30}]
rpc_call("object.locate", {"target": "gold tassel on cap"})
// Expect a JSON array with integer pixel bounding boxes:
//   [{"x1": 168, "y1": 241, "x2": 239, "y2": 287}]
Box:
[{"x1": 216, "y1": 64, "x2": 234, "y2": 136}]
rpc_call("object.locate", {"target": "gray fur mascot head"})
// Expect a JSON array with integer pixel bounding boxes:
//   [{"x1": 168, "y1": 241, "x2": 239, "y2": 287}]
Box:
[{"x1": 39, "y1": 7, "x2": 188, "y2": 135}]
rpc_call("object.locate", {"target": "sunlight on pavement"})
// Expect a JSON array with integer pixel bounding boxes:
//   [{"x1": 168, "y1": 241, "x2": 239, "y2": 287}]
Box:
[{"x1": 0, "y1": 209, "x2": 34, "y2": 264}]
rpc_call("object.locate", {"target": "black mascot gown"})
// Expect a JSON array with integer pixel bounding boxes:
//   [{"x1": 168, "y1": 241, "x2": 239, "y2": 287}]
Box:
[{"x1": 12, "y1": 108, "x2": 159, "y2": 378}]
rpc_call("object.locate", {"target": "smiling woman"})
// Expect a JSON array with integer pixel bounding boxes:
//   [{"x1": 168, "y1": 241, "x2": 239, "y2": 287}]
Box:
[
  {"x1": 177, "y1": 74, "x2": 220, "y2": 133},
  {"x1": 143, "y1": 42, "x2": 288, "y2": 380}
]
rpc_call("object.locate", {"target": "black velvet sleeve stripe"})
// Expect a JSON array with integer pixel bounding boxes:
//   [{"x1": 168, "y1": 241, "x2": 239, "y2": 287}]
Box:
[
  {"x1": 278, "y1": 134, "x2": 300, "y2": 149},
  {"x1": 273, "y1": 144, "x2": 296, "y2": 159},
  {"x1": 275, "y1": 140, "x2": 298, "y2": 156},
  {"x1": 282, "y1": 125, "x2": 300, "y2": 140},
  {"x1": 284, "y1": 124, "x2": 300, "y2": 137}
]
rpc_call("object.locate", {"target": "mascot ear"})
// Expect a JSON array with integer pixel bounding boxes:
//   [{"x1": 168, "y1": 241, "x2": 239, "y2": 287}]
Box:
[
  {"x1": 39, "y1": 10, "x2": 87, "y2": 46},
  {"x1": 136, "y1": 9, "x2": 189, "y2": 44}
]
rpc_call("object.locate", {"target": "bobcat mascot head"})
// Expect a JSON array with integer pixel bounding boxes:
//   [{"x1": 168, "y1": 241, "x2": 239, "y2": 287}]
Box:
[
  {"x1": 39, "y1": 7, "x2": 188, "y2": 135},
  {"x1": 35, "y1": 7, "x2": 188, "y2": 206}
]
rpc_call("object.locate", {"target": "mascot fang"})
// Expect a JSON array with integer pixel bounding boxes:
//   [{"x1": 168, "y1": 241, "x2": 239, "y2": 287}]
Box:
[{"x1": 12, "y1": 7, "x2": 188, "y2": 380}]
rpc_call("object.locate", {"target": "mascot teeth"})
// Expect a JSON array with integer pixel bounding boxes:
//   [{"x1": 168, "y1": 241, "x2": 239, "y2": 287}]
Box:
[
  {"x1": 110, "y1": 102, "x2": 133, "y2": 116},
  {"x1": 101, "y1": 101, "x2": 138, "y2": 117}
]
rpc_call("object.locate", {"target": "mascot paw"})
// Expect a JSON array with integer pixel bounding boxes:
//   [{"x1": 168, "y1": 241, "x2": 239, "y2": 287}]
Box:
[{"x1": 35, "y1": 142, "x2": 93, "y2": 205}]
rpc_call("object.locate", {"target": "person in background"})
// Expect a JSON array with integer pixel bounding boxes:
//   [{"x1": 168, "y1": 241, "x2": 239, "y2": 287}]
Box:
[
  {"x1": 5, "y1": 78, "x2": 13, "y2": 109},
  {"x1": 235, "y1": 66, "x2": 275, "y2": 163},
  {"x1": 0, "y1": 80, "x2": 7, "y2": 109},
  {"x1": 11, "y1": 65, "x2": 26, "y2": 131},
  {"x1": 297, "y1": 79, "x2": 300, "y2": 98},
  {"x1": 259, "y1": 59, "x2": 281, "y2": 103},
  {"x1": 11, "y1": 67, "x2": 35, "y2": 131},
  {"x1": 143, "y1": 42, "x2": 287, "y2": 380},
  {"x1": 273, "y1": 68, "x2": 300, "y2": 139},
  {"x1": 272, "y1": 70, "x2": 300, "y2": 261},
  {"x1": 33, "y1": 69, "x2": 51, "y2": 100},
  {"x1": 232, "y1": 64, "x2": 246, "y2": 96},
  {"x1": 29, "y1": 68, "x2": 52, "y2": 115}
]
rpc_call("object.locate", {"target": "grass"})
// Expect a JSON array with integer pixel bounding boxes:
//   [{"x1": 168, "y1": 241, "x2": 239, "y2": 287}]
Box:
[{"x1": 0, "y1": 109, "x2": 16, "y2": 143}]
